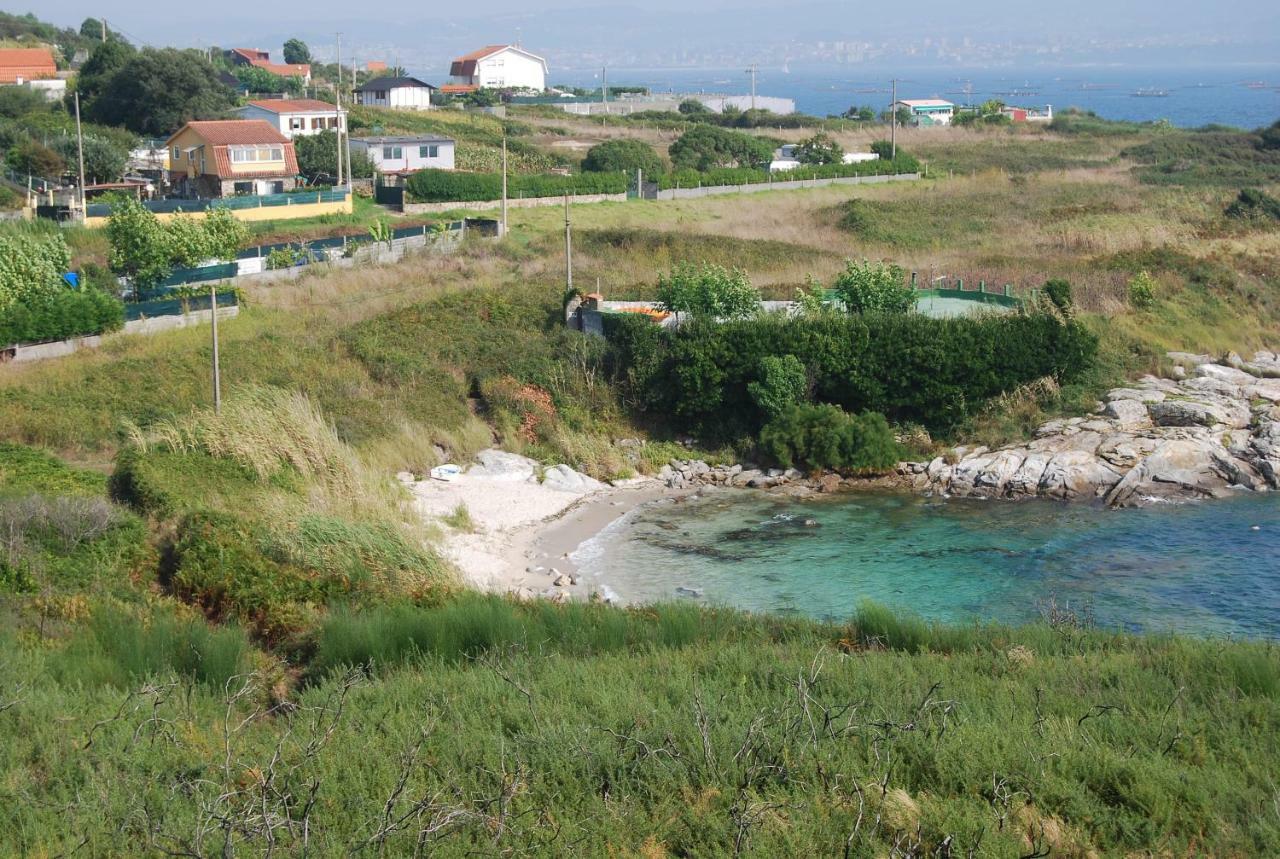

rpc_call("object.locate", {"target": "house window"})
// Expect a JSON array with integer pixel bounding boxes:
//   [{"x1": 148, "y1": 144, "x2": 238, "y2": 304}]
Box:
[
  {"x1": 291, "y1": 117, "x2": 305, "y2": 130},
  {"x1": 230, "y1": 145, "x2": 286, "y2": 163},
  {"x1": 172, "y1": 147, "x2": 180, "y2": 160},
  {"x1": 420, "y1": 145, "x2": 439, "y2": 158},
  {"x1": 382, "y1": 146, "x2": 403, "y2": 159}
]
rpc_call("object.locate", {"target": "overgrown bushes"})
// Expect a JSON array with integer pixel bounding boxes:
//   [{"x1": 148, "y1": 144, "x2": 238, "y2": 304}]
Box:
[
  {"x1": 0, "y1": 286, "x2": 124, "y2": 347},
  {"x1": 759, "y1": 404, "x2": 900, "y2": 471},
  {"x1": 656, "y1": 155, "x2": 918, "y2": 189},
  {"x1": 406, "y1": 169, "x2": 628, "y2": 202},
  {"x1": 603, "y1": 310, "x2": 1097, "y2": 440}
]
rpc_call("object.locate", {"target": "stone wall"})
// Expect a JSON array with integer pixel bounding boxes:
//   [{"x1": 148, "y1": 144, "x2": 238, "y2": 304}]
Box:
[{"x1": 403, "y1": 193, "x2": 628, "y2": 215}]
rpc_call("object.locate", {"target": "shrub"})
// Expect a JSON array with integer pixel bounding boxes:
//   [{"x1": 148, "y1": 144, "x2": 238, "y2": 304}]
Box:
[
  {"x1": 0, "y1": 230, "x2": 71, "y2": 311},
  {"x1": 656, "y1": 262, "x2": 760, "y2": 320},
  {"x1": 581, "y1": 139, "x2": 664, "y2": 178},
  {"x1": 1224, "y1": 187, "x2": 1280, "y2": 221},
  {"x1": 0, "y1": 287, "x2": 124, "y2": 348},
  {"x1": 759, "y1": 403, "x2": 900, "y2": 472},
  {"x1": 747, "y1": 354, "x2": 808, "y2": 418},
  {"x1": 1127, "y1": 270, "x2": 1156, "y2": 310},
  {"x1": 833, "y1": 259, "x2": 914, "y2": 314},
  {"x1": 794, "y1": 132, "x2": 843, "y2": 165},
  {"x1": 668, "y1": 125, "x2": 774, "y2": 171},
  {"x1": 1042, "y1": 278, "x2": 1073, "y2": 313},
  {"x1": 406, "y1": 169, "x2": 627, "y2": 203}
]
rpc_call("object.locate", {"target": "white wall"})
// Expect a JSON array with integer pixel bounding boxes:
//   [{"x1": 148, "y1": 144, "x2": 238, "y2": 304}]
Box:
[
  {"x1": 352, "y1": 140, "x2": 455, "y2": 173},
  {"x1": 476, "y1": 49, "x2": 545, "y2": 91},
  {"x1": 356, "y1": 85, "x2": 433, "y2": 110},
  {"x1": 236, "y1": 105, "x2": 342, "y2": 138}
]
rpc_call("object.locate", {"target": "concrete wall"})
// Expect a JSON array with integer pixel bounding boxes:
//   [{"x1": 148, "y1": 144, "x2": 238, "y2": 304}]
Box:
[
  {"x1": 403, "y1": 192, "x2": 627, "y2": 215},
  {"x1": 5, "y1": 306, "x2": 240, "y2": 364},
  {"x1": 655, "y1": 172, "x2": 918, "y2": 200}
]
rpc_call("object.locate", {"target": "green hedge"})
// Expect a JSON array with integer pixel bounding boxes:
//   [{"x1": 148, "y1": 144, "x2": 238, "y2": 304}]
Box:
[
  {"x1": 656, "y1": 156, "x2": 919, "y2": 190},
  {"x1": 406, "y1": 169, "x2": 629, "y2": 203},
  {"x1": 602, "y1": 311, "x2": 1097, "y2": 440},
  {"x1": 0, "y1": 288, "x2": 125, "y2": 348}
]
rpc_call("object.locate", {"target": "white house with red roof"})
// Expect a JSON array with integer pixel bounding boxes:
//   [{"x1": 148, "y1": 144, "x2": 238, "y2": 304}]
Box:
[
  {"x1": 447, "y1": 45, "x2": 546, "y2": 92},
  {"x1": 236, "y1": 99, "x2": 344, "y2": 138}
]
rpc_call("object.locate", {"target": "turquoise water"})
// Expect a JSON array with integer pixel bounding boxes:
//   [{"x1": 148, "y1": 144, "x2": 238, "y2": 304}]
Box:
[{"x1": 573, "y1": 490, "x2": 1280, "y2": 637}]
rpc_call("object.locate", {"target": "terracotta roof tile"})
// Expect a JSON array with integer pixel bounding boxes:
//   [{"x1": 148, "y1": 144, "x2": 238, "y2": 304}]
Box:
[
  {"x1": 169, "y1": 120, "x2": 291, "y2": 146},
  {"x1": 0, "y1": 47, "x2": 56, "y2": 84}
]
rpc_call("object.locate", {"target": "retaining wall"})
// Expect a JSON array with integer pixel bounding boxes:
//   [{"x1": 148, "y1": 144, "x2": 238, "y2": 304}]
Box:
[
  {"x1": 5, "y1": 306, "x2": 240, "y2": 364},
  {"x1": 403, "y1": 193, "x2": 627, "y2": 215},
  {"x1": 655, "y1": 172, "x2": 918, "y2": 200}
]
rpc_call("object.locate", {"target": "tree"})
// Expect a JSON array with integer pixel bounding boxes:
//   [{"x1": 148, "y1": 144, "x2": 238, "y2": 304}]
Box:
[
  {"x1": 282, "y1": 38, "x2": 310, "y2": 65},
  {"x1": 0, "y1": 231, "x2": 71, "y2": 311},
  {"x1": 49, "y1": 133, "x2": 130, "y2": 184},
  {"x1": 0, "y1": 85, "x2": 48, "y2": 119},
  {"x1": 843, "y1": 105, "x2": 876, "y2": 122},
  {"x1": 73, "y1": 39, "x2": 135, "y2": 107},
  {"x1": 234, "y1": 65, "x2": 303, "y2": 96},
  {"x1": 656, "y1": 262, "x2": 760, "y2": 320},
  {"x1": 294, "y1": 130, "x2": 373, "y2": 181},
  {"x1": 832, "y1": 260, "x2": 914, "y2": 315},
  {"x1": 86, "y1": 48, "x2": 236, "y2": 136},
  {"x1": 668, "y1": 125, "x2": 773, "y2": 171},
  {"x1": 202, "y1": 207, "x2": 249, "y2": 260},
  {"x1": 581, "y1": 139, "x2": 664, "y2": 177},
  {"x1": 106, "y1": 197, "x2": 172, "y2": 292},
  {"x1": 6, "y1": 140, "x2": 64, "y2": 179},
  {"x1": 759, "y1": 404, "x2": 900, "y2": 472},
  {"x1": 464, "y1": 88, "x2": 500, "y2": 107},
  {"x1": 794, "y1": 132, "x2": 842, "y2": 165},
  {"x1": 678, "y1": 98, "x2": 711, "y2": 116}
]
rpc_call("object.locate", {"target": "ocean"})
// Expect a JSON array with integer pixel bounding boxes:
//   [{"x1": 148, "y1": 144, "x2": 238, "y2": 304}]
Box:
[
  {"x1": 572, "y1": 491, "x2": 1280, "y2": 637},
  {"x1": 554, "y1": 65, "x2": 1280, "y2": 129}
]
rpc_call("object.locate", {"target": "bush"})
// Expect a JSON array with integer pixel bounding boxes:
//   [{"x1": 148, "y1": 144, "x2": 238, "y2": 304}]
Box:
[
  {"x1": 0, "y1": 230, "x2": 71, "y2": 311},
  {"x1": 656, "y1": 262, "x2": 760, "y2": 320},
  {"x1": 406, "y1": 169, "x2": 627, "y2": 203},
  {"x1": 581, "y1": 139, "x2": 664, "y2": 178},
  {"x1": 759, "y1": 403, "x2": 900, "y2": 472},
  {"x1": 833, "y1": 259, "x2": 914, "y2": 314},
  {"x1": 668, "y1": 125, "x2": 774, "y2": 171},
  {"x1": 747, "y1": 354, "x2": 807, "y2": 418},
  {"x1": 1128, "y1": 270, "x2": 1157, "y2": 310},
  {"x1": 606, "y1": 312, "x2": 1097, "y2": 439},
  {"x1": 0, "y1": 287, "x2": 124, "y2": 347},
  {"x1": 1224, "y1": 187, "x2": 1280, "y2": 221},
  {"x1": 1043, "y1": 278, "x2": 1073, "y2": 313},
  {"x1": 794, "y1": 132, "x2": 842, "y2": 165}
]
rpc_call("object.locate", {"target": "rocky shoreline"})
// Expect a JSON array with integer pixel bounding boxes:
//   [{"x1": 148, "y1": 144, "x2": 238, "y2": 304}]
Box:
[{"x1": 900, "y1": 351, "x2": 1280, "y2": 506}]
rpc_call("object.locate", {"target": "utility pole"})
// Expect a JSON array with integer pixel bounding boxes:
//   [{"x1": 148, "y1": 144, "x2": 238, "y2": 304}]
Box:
[
  {"x1": 100, "y1": 18, "x2": 106, "y2": 42},
  {"x1": 73, "y1": 92, "x2": 87, "y2": 215},
  {"x1": 602, "y1": 65, "x2": 608, "y2": 113},
  {"x1": 563, "y1": 192, "x2": 573, "y2": 294},
  {"x1": 890, "y1": 78, "x2": 898, "y2": 161},
  {"x1": 210, "y1": 283, "x2": 222, "y2": 415},
  {"x1": 746, "y1": 64, "x2": 757, "y2": 111},
  {"x1": 500, "y1": 136, "x2": 508, "y2": 236},
  {"x1": 335, "y1": 33, "x2": 344, "y2": 186},
  {"x1": 346, "y1": 55, "x2": 355, "y2": 189}
]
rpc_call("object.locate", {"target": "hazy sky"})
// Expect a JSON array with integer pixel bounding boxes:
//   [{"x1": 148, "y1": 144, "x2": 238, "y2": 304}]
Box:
[{"x1": 37, "y1": 0, "x2": 1280, "y2": 72}]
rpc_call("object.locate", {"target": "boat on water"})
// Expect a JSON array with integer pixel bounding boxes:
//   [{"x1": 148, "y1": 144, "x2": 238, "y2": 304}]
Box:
[{"x1": 1132, "y1": 88, "x2": 1170, "y2": 97}]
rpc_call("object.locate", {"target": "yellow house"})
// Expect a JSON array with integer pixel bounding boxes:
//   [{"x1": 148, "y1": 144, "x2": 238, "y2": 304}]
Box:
[{"x1": 165, "y1": 120, "x2": 300, "y2": 198}]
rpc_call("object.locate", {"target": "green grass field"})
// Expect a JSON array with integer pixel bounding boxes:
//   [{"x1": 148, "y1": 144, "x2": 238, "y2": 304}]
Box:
[{"x1": 1, "y1": 118, "x2": 1279, "y2": 855}]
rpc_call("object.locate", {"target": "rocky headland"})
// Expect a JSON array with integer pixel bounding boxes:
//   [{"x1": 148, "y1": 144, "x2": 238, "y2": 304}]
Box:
[{"x1": 901, "y1": 351, "x2": 1280, "y2": 506}]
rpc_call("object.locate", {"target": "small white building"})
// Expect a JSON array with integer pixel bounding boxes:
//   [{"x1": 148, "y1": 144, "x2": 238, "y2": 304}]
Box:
[
  {"x1": 448, "y1": 45, "x2": 547, "y2": 92},
  {"x1": 351, "y1": 135, "x2": 455, "y2": 177},
  {"x1": 894, "y1": 99, "x2": 956, "y2": 127},
  {"x1": 770, "y1": 144, "x2": 878, "y2": 172},
  {"x1": 21, "y1": 77, "x2": 67, "y2": 102},
  {"x1": 352, "y1": 76, "x2": 436, "y2": 110},
  {"x1": 236, "y1": 99, "x2": 344, "y2": 138}
]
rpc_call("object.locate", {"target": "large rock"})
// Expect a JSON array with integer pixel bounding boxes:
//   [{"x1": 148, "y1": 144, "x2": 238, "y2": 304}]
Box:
[
  {"x1": 1104, "y1": 439, "x2": 1238, "y2": 506},
  {"x1": 1037, "y1": 450, "x2": 1122, "y2": 500},
  {"x1": 1194, "y1": 363, "x2": 1258, "y2": 386},
  {"x1": 542, "y1": 464, "x2": 604, "y2": 493},
  {"x1": 1148, "y1": 399, "x2": 1250, "y2": 429},
  {"x1": 1006, "y1": 452, "x2": 1052, "y2": 497},
  {"x1": 1106, "y1": 387, "x2": 1166, "y2": 404},
  {"x1": 1102, "y1": 399, "x2": 1150, "y2": 429},
  {"x1": 468, "y1": 449, "x2": 539, "y2": 482},
  {"x1": 970, "y1": 450, "x2": 1025, "y2": 497}
]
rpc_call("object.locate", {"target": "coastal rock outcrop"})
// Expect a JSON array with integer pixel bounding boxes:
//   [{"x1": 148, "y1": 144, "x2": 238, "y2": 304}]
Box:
[{"x1": 902, "y1": 351, "x2": 1280, "y2": 506}]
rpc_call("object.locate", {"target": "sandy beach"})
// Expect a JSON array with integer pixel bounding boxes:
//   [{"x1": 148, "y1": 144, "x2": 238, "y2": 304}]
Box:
[{"x1": 404, "y1": 451, "x2": 682, "y2": 597}]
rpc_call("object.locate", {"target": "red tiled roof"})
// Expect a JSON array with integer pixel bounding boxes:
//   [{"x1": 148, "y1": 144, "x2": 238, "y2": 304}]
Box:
[
  {"x1": 209, "y1": 145, "x2": 299, "y2": 179},
  {"x1": 453, "y1": 45, "x2": 509, "y2": 63},
  {"x1": 246, "y1": 98, "x2": 338, "y2": 114},
  {"x1": 449, "y1": 45, "x2": 510, "y2": 78},
  {"x1": 170, "y1": 120, "x2": 290, "y2": 146},
  {"x1": 0, "y1": 47, "x2": 56, "y2": 84},
  {"x1": 229, "y1": 48, "x2": 310, "y2": 78}
]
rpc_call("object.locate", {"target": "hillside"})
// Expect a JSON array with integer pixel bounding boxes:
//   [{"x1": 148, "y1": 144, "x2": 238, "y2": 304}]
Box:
[{"x1": 2, "y1": 118, "x2": 1279, "y2": 854}]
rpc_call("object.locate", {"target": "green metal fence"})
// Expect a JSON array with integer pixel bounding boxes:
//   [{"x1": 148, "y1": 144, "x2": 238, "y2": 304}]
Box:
[{"x1": 85, "y1": 189, "x2": 350, "y2": 218}]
